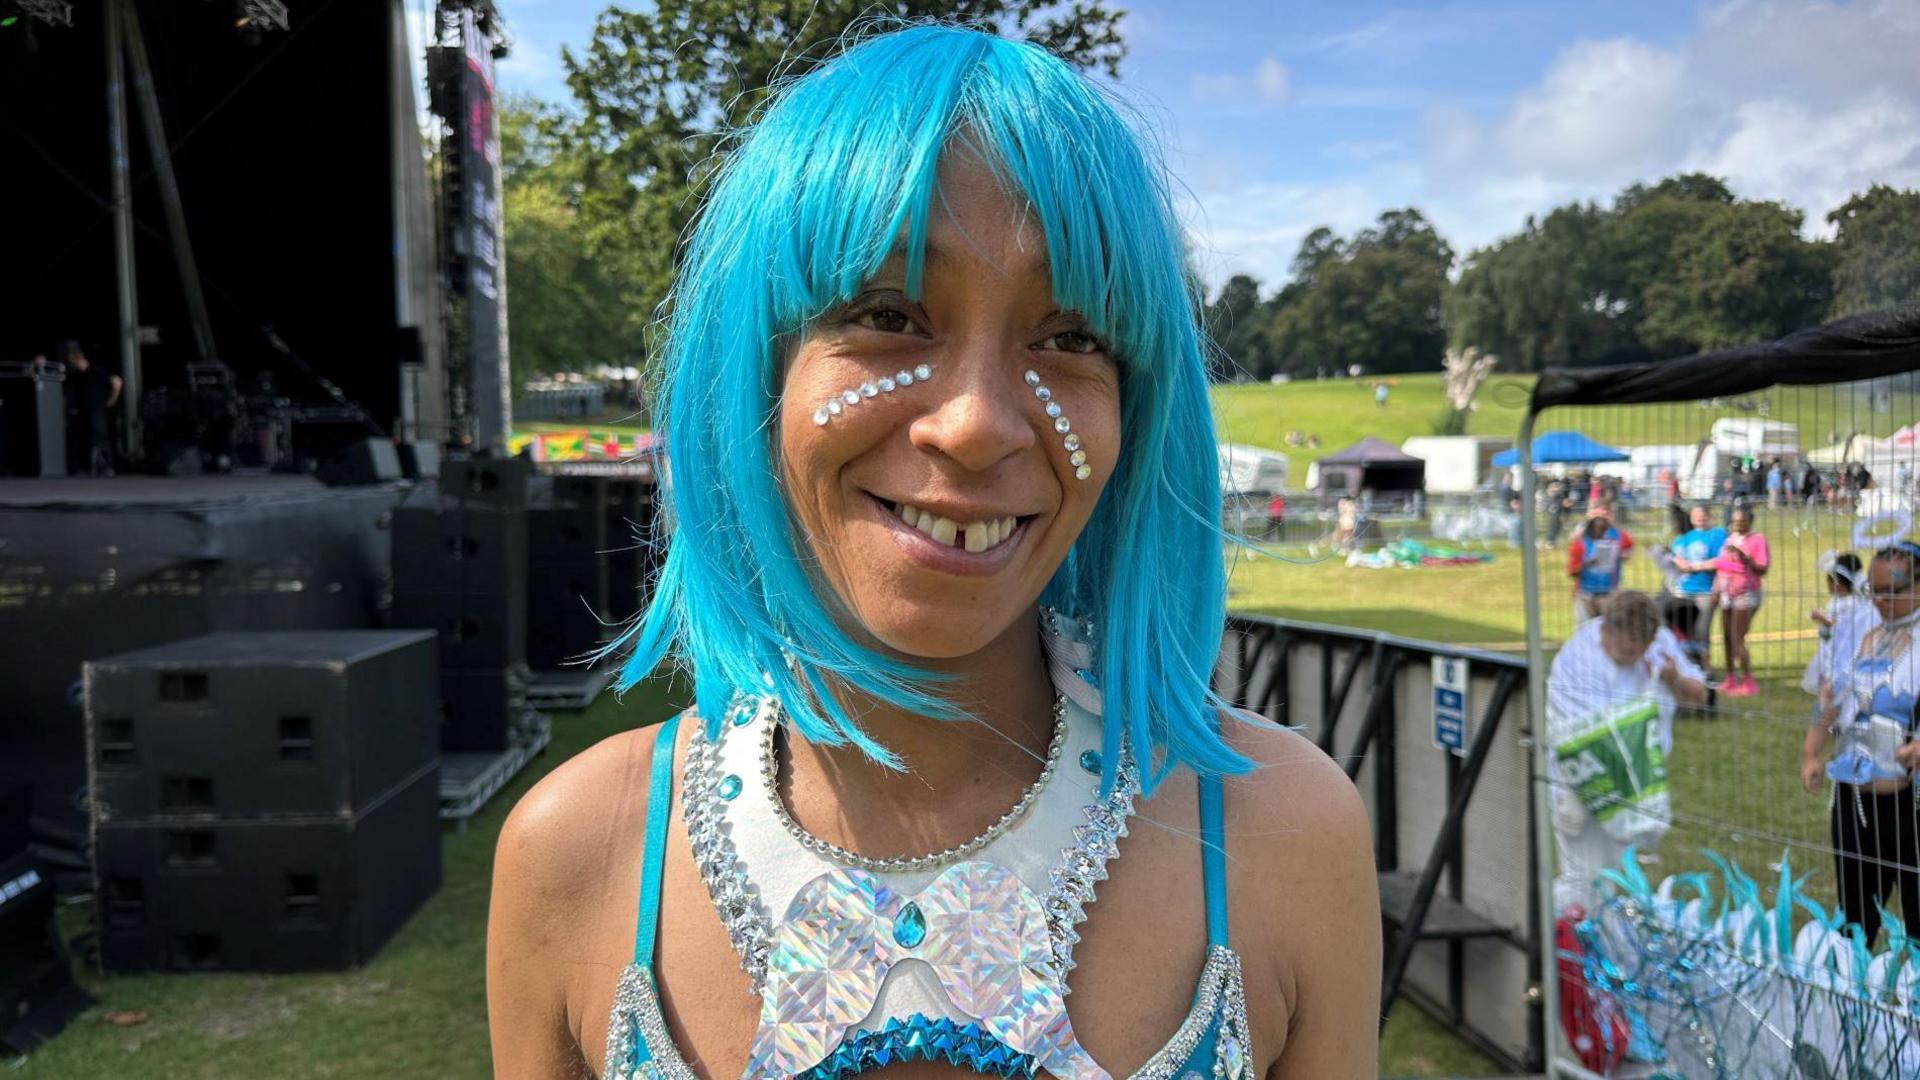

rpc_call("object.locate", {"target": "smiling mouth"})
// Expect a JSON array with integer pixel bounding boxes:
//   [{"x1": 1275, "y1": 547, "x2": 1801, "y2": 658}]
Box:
[{"x1": 877, "y1": 497, "x2": 1024, "y2": 553}]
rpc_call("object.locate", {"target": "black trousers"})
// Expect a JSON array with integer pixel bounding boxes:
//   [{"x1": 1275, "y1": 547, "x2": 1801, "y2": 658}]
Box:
[{"x1": 1831, "y1": 784, "x2": 1920, "y2": 947}]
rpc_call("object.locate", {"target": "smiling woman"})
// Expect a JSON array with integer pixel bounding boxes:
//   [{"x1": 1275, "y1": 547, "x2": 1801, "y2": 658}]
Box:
[{"x1": 486, "y1": 22, "x2": 1379, "y2": 1080}]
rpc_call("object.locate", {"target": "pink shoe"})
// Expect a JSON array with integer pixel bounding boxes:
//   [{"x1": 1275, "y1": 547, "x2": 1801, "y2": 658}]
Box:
[{"x1": 1724, "y1": 677, "x2": 1758, "y2": 698}]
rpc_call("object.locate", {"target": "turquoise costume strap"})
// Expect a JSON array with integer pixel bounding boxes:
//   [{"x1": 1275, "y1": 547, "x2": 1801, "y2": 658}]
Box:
[
  {"x1": 1199, "y1": 773, "x2": 1230, "y2": 947},
  {"x1": 633, "y1": 715, "x2": 682, "y2": 966}
]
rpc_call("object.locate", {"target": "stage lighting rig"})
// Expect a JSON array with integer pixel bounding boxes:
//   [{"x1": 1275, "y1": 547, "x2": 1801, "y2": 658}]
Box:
[{"x1": 233, "y1": 0, "x2": 288, "y2": 32}]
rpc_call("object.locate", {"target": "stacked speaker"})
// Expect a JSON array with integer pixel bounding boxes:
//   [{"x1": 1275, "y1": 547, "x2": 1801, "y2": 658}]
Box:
[
  {"x1": 528, "y1": 477, "x2": 612, "y2": 669},
  {"x1": 549, "y1": 472, "x2": 660, "y2": 633},
  {"x1": 392, "y1": 457, "x2": 532, "y2": 750},
  {"x1": 84, "y1": 631, "x2": 441, "y2": 972}
]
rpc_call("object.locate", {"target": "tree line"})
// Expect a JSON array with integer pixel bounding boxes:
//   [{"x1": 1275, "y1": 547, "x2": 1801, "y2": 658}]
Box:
[
  {"x1": 1210, "y1": 177, "x2": 1918, "y2": 380},
  {"x1": 489, "y1": 2, "x2": 1915, "y2": 380}
]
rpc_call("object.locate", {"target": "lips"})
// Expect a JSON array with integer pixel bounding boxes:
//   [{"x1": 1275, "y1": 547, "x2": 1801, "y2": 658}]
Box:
[{"x1": 885, "y1": 499, "x2": 1021, "y2": 553}]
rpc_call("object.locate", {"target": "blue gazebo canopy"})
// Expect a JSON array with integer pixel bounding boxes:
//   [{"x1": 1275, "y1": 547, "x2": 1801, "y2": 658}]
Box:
[{"x1": 1491, "y1": 431, "x2": 1630, "y2": 468}]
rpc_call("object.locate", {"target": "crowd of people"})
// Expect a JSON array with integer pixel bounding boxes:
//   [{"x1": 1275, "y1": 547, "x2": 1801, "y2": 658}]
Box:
[{"x1": 1548, "y1": 496, "x2": 1920, "y2": 954}]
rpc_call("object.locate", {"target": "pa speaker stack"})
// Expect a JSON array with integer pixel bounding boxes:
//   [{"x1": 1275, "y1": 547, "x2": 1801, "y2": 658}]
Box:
[
  {"x1": 553, "y1": 472, "x2": 661, "y2": 625},
  {"x1": 393, "y1": 456, "x2": 533, "y2": 750},
  {"x1": 528, "y1": 477, "x2": 612, "y2": 669},
  {"x1": 83, "y1": 632, "x2": 442, "y2": 972}
]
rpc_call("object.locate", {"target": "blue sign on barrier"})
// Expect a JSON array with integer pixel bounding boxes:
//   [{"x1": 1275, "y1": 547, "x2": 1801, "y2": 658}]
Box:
[{"x1": 1432, "y1": 656, "x2": 1469, "y2": 756}]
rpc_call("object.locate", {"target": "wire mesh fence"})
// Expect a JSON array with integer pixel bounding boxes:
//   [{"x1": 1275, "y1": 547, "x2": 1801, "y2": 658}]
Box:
[{"x1": 1528, "y1": 369, "x2": 1920, "y2": 1077}]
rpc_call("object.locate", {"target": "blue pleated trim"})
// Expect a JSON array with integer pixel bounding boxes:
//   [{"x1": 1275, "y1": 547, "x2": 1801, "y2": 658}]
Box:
[{"x1": 794, "y1": 1016, "x2": 1040, "y2": 1079}]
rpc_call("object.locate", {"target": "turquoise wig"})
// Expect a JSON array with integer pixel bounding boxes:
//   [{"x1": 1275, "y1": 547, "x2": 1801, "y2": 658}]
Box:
[{"x1": 616, "y1": 23, "x2": 1246, "y2": 791}]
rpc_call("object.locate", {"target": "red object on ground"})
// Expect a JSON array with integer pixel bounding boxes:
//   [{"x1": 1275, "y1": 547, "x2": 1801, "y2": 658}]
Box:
[{"x1": 1556, "y1": 907, "x2": 1629, "y2": 1074}]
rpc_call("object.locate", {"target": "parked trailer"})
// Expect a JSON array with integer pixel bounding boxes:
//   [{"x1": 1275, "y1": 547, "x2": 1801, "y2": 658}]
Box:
[{"x1": 1400, "y1": 436, "x2": 1513, "y2": 494}]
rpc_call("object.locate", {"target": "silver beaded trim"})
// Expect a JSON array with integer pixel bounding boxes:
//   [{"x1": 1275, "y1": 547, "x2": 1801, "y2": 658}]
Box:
[
  {"x1": 1129, "y1": 946, "x2": 1246, "y2": 1080},
  {"x1": 1041, "y1": 739, "x2": 1139, "y2": 983},
  {"x1": 603, "y1": 964, "x2": 698, "y2": 1080},
  {"x1": 683, "y1": 701, "x2": 774, "y2": 994},
  {"x1": 759, "y1": 693, "x2": 1070, "y2": 873},
  {"x1": 812, "y1": 364, "x2": 933, "y2": 426},
  {"x1": 1024, "y1": 369, "x2": 1091, "y2": 481}
]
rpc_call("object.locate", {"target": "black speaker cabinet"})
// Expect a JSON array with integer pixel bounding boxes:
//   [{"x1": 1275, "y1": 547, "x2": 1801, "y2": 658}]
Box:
[
  {"x1": 84, "y1": 631, "x2": 440, "y2": 822},
  {"x1": 316, "y1": 437, "x2": 402, "y2": 486},
  {"x1": 439, "y1": 666, "x2": 526, "y2": 752},
  {"x1": 440, "y1": 456, "x2": 531, "y2": 508},
  {"x1": 391, "y1": 492, "x2": 528, "y2": 670},
  {"x1": 95, "y1": 768, "x2": 441, "y2": 972}
]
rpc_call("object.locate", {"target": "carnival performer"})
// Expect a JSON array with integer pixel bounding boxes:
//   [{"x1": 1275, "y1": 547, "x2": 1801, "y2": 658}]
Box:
[
  {"x1": 1812, "y1": 541, "x2": 1920, "y2": 947},
  {"x1": 486, "y1": 25, "x2": 1380, "y2": 1080},
  {"x1": 1546, "y1": 591, "x2": 1707, "y2": 913}
]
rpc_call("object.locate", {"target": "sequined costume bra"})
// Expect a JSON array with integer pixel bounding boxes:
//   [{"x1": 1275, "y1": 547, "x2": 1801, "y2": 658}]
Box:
[{"x1": 603, "y1": 649, "x2": 1251, "y2": 1080}]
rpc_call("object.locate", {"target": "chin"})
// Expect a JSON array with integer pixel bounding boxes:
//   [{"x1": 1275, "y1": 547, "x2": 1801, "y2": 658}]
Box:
[{"x1": 852, "y1": 597, "x2": 1023, "y2": 661}]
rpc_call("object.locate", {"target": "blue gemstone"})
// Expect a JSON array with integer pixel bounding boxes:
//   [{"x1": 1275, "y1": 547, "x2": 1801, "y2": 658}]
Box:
[
  {"x1": 731, "y1": 708, "x2": 752, "y2": 726},
  {"x1": 718, "y1": 774, "x2": 742, "y2": 800},
  {"x1": 893, "y1": 901, "x2": 927, "y2": 948},
  {"x1": 1079, "y1": 749, "x2": 1102, "y2": 774}
]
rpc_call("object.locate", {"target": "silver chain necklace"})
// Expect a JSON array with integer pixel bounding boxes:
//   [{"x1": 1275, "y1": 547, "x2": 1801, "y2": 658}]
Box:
[{"x1": 760, "y1": 692, "x2": 1069, "y2": 873}]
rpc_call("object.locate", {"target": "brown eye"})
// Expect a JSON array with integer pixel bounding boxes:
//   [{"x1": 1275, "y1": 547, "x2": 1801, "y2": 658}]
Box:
[
  {"x1": 857, "y1": 308, "x2": 914, "y2": 334},
  {"x1": 1041, "y1": 330, "x2": 1104, "y2": 355}
]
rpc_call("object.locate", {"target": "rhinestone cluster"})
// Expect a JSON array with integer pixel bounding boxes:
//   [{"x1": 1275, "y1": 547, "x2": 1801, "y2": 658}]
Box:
[
  {"x1": 760, "y1": 693, "x2": 1070, "y2": 874},
  {"x1": 1041, "y1": 740, "x2": 1139, "y2": 984},
  {"x1": 812, "y1": 364, "x2": 933, "y2": 426},
  {"x1": 1024, "y1": 369, "x2": 1090, "y2": 480},
  {"x1": 683, "y1": 698, "x2": 773, "y2": 993},
  {"x1": 603, "y1": 965, "x2": 696, "y2": 1080},
  {"x1": 796, "y1": 1016, "x2": 1041, "y2": 1079},
  {"x1": 1130, "y1": 947, "x2": 1246, "y2": 1080}
]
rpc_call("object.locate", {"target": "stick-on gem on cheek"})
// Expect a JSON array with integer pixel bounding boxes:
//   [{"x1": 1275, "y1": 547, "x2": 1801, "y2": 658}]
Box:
[
  {"x1": 812, "y1": 364, "x2": 933, "y2": 426},
  {"x1": 1025, "y1": 370, "x2": 1090, "y2": 480}
]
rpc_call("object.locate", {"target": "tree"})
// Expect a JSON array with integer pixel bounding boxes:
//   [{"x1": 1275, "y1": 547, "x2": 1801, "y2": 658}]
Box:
[
  {"x1": 1638, "y1": 200, "x2": 1834, "y2": 353},
  {"x1": 556, "y1": 3, "x2": 1126, "y2": 340},
  {"x1": 497, "y1": 96, "x2": 630, "y2": 378},
  {"x1": 1446, "y1": 202, "x2": 1633, "y2": 372},
  {"x1": 1204, "y1": 273, "x2": 1261, "y2": 381},
  {"x1": 1269, "y1": 209, "x2": 1454, "y2": 375},
  {"x1": 1828, "y1": 185, "x2": 1920, "y2": 318}
]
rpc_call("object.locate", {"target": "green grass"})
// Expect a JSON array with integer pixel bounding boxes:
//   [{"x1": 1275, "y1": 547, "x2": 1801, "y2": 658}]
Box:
[{"x1": 1210, "y1": 372, "x2": 1917, "y2": 466}]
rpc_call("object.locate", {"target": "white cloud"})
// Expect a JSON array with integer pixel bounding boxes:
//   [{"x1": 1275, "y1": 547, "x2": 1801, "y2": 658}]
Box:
[
  {"x1": 1185, "y1": 0, "x2": 1920, "y2": 293},
  {"x1": 1191, "y1": 56, "x2": 1292, "y2": 105},
  {"x1": 1496, "y1": 38, "x2": 1689, "y2": 181}
]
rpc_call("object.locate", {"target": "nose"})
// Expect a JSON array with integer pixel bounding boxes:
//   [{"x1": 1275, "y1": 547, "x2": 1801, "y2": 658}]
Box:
[{"x1": 907, "y1": 355, "x2": 1037, "y2": 475}]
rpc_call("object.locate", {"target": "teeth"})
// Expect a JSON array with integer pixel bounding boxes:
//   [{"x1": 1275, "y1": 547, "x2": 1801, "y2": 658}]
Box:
[{"x1": 890, "y1": 502, "x2": 1020, "y2": 551}]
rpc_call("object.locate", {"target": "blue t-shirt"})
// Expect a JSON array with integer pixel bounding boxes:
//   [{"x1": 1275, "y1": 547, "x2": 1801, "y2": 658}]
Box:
[{"x1": 1672, "y1": 527, "x2": 1726, "y2": 595}]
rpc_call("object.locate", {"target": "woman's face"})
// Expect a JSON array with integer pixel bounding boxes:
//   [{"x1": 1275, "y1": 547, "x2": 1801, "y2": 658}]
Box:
[
  {"x1": 1599, "y1": 622, "x2": 1652, "y2": 668},
  {"x1": 1870, "y1": 556, "x2": 1919, "y2": 622},
  {"x1": 775, "y1": 151, "x2": 1122, "y2": 659},
  {"x1": 1730, "y1": 509, "x2": 1751, "y2": 534}
]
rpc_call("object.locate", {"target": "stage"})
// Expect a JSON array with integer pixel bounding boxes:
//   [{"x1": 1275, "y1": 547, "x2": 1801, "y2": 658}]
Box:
[{"x1": 0, "y1": 474, "x2": 412, "y2": 827}]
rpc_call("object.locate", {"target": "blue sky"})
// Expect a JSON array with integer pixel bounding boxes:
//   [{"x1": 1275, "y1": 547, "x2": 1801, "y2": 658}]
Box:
[{"x1": 459, "y1": 0, "x2": 1920, "y2": 292}]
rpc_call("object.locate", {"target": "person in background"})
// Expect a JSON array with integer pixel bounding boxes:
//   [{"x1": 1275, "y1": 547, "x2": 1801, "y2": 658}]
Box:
[
  {"x1": 1547, "y1": 590, "x2": 1707, "y2": 912},
  {"x1": 1568, "y1": 505, "x2": 1634, "y2": 624},
  {"x1": 59, "y1": 339, "x2": 122, "y2": 476},
  {"x1": 1714, "y1": 506, "x2": 1770, "y2": 697},
  {"x1": 1545, "y1": 480, "x2": 1571, "y2": 548},
  {"x1": 1800, "y1": 552, "x2": 1879, "y2": 786},
  {"x1": 1766, "y1": 459, "x2": 1785, "y2": 508},
  {"x1": 1804, "y1": 543, "x2": 1920, "y2": 946},
  {"x1": 1265, "y1": 491, "x2": 1287, "y2": 541},
  {"x1": 1670, "y1": 504, "x2": 1727, "y2": 675},
  {"x1": 1374, "y1": 381, "x2": 1388, "y2": 408}
]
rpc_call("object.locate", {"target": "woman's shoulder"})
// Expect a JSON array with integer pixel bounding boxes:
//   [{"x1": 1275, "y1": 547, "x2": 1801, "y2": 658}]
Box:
[
  {"x1": 495, "y1": 714, "x2": 689, "y2": 903},
  {"x1": 1214, "y1": 710, "x2": 1374, "y2": 908}
]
